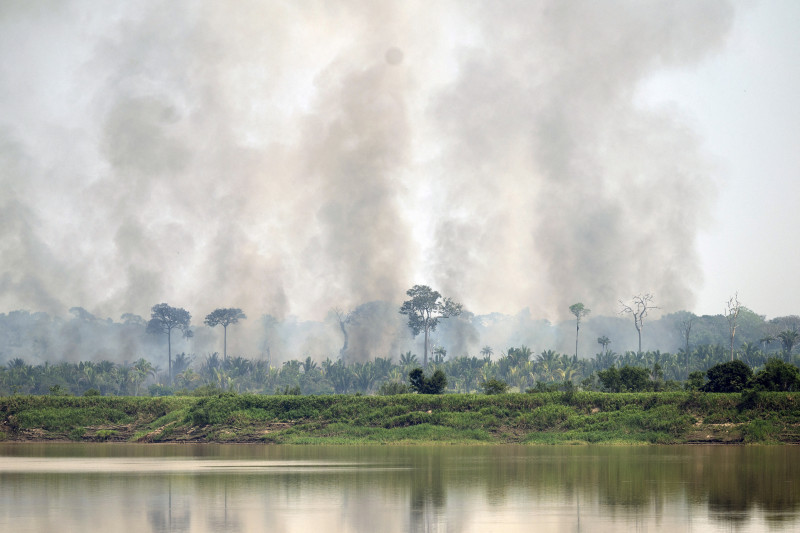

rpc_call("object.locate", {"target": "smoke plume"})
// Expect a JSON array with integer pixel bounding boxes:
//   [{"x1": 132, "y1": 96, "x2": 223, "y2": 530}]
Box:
[{"x1": 0, "y1": 1, "x2": 734, "y2": 358}]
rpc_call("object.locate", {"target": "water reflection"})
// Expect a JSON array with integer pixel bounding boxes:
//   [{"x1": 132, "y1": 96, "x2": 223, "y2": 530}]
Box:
[{"x1": 0, "y1": 444, "x2": 798, "y2": 532}]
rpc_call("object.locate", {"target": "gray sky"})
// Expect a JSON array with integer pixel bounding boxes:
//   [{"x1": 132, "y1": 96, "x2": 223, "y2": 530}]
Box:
[
  {"x1": 0, "y1": 0, "x2": 796, "y2": 322},
  {"x1": 638, "y1": 0, "x2": 800, "y2": 318}
]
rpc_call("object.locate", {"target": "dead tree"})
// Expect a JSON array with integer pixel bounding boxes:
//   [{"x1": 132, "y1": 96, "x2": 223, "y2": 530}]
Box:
[
  {"x1": 724, "y1": 293, "x2": 742, "y2": 361},
  {"x1": 333, "y1": 307, "x2": 353, "y2": 365},
  {"x1": 619, "y1": 293, "x2": 658, "y2": 354},
  {"x1": 676, "y1": 313, "x2": 695, "y2": 378}
]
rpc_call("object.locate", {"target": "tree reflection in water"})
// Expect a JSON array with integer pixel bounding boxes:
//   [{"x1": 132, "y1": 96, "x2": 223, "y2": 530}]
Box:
[{"x1": 0, "y1": 444, "x2": 798, "y2": 532}]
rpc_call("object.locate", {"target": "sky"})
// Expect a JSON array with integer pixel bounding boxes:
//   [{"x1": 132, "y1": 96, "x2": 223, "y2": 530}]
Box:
[
  {"x1": 0, "y1": 0, "x2": 797, "y2": 324},
  {"x1": 637, "y1": 0, "x2": 800, "y2": 319}
]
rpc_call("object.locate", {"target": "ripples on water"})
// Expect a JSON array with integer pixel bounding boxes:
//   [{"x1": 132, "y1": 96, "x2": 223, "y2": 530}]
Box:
[{"x1": 0, "y1": 444, "x2": 797, "y2": 532}]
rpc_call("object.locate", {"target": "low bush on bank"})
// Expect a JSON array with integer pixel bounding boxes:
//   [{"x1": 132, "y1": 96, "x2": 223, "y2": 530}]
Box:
[{"x1": 2, "y1": 391, "x2": 799, "y2": 444}]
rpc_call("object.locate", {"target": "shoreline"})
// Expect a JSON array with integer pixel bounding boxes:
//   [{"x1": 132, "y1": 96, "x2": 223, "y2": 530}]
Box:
[{"x1": 2, "y1": 391, "x2": 799, "y2": 445}]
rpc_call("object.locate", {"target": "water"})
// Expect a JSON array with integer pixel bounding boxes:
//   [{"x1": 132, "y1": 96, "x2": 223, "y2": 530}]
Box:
[{"x1": 0, "y1": 444, "x2": 798, "y2": 532}]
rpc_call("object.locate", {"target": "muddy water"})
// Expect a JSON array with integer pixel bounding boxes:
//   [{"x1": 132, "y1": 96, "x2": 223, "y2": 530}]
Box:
[{"x1": 1, "y1": 444, "x2": 798, "y2": 532}]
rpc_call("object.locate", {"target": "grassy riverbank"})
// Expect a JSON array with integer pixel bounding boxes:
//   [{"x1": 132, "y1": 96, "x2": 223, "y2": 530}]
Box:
[{"x1": 2, "y1": 391, "x2": 799, "y2": 444}]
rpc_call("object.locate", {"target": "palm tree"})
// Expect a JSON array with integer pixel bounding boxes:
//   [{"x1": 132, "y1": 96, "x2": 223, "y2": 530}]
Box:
[
  {"x1": 597, "y1": 336, "x2": 611, "y2": 354},
  {"x1": 508, "y1": 345, "x2": 532, "y2": 367},
  {"x1": 351, "y1": 362, "x2": 377, "y2": 393},
  {"x1": 760, "y1": 334, "x2": 777, "y2": 354},
  {"x1": 301, "y1": 356, "x2": 317, "y2": 374},
  {"x1": 480, "y1": 346, "x2": 493, "y2": 358},
  {"x1": 778, "y1": 329, "x2": 800, "y2": 361},
  {"x1": 399, "y1": 352, "x2": 418, "y2": 368},
  {"x1": 593, "y1": 350, "x2": 618, "y2": 371},
  {"x1": 132, "y1": 358, "x2": 155, "y2": 396},
  {"x1": 536, "y1": 350, "x2": 560, "y2": 383}
]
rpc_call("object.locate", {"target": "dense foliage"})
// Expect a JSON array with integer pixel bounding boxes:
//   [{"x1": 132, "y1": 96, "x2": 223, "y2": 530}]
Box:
[
  {"x1": 1, "y1": 345, "x2": 800, "y2": 397},
  {"x1": 2, "y1": 391, "x2": 800, "y2": 445}
]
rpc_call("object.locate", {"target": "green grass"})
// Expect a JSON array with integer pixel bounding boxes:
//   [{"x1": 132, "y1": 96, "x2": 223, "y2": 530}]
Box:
[{"x1": 2, "y1": 391, "x2": 799, "y2": 444}]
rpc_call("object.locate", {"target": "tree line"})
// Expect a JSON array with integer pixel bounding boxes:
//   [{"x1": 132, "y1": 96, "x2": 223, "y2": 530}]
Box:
[
  {"x1": 2, "y1": 285, "x2": 799, "y2": 392},
  {"x1": 3, "y1": 342, "x2": 798, "y2": 397}
]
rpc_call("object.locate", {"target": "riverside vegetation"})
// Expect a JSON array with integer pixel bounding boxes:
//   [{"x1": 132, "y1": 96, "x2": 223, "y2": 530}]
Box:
[{"x1": 2, "y1": 389, "x2": 799, "y2": 445}]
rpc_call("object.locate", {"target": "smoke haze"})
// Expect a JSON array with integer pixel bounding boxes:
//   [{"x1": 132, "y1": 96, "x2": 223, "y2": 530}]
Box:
[{"x1": 0, "y1": 1, "x2": 734, "y2": 351}]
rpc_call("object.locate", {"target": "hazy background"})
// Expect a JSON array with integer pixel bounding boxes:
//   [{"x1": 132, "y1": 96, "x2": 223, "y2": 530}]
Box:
[{"x1": 0, "y1": 1, "x2": 797, "y2": 361}]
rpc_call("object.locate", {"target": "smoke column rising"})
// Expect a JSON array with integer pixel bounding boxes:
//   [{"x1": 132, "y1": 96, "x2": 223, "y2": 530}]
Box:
[{"x1": 0, "y1": 1, "x2": 733, "y2": 329}]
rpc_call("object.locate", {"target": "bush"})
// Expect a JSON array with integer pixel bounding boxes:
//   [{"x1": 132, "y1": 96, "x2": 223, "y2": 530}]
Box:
[
  {"x1": 148, "y1": 384, "x2": 174, "y2": 396},
  {"x1": 620, "y1": 366, "x2": 652, "y2": 392},
  {"x1": 598, "y1": 366, "x2": 651, "y2": 392},
  {"x1": 377, "y1": 382, "x2": 410, "y2": 395},
  {"x1": 685, "y1": 371, "x2": 705, "y2": 391},
  {"x1": 481, "y1": 379, "x2": 509, "y2": 395},
  {"x1": 744, "y1": 418, "x2": 779, "y2": 443},
  {"x1": 83, "y1": 388, "x2": 101, "y2": 397},
  {"x1": 703, "y1": 360, "x2": 753, "y2": 393},
  {"x1": 517, "y1": 404, "x2": 574, "y2": 430},
  {"x1": 597, "y1": 367, "x2": 621, "y2": 392},
  {"x1": 95, "y1": 429, "x2": 117, "y2": 441},
  {"x1": 751, "y1": 358, "x2": 800, "y2": 391},
  {"x1": 408, "y1": 368, "x2": 447, "y2": 394}
]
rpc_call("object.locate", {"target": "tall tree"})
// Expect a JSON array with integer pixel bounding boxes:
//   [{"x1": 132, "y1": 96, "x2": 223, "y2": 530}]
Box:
[
  {"x1": 724, "y1": 293, "x2": 741, "y2": 361},
  {"x1": 204, "y1": 308, "x2": 246, "y2": 360},
  {"x1": 146, "y1": 303, "x2": 192, "y2": 384},
  {"x1": 675, "y1": 312, "x2": 696, "y2": 378},
  {"x1": 619, "y1": 293, "x2": 658, "y2": 354},
  {"x1": 399, "y1": 285, "x2": 462, "y2": 368},
  {"x1": 569, "y1": 303, "x2": 590, "y2": 358}
]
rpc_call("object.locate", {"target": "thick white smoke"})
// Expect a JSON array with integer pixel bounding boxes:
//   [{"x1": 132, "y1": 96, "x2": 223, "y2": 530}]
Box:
[{"x1": 0, "y1": 1, "x2": 734, "y2": 357}]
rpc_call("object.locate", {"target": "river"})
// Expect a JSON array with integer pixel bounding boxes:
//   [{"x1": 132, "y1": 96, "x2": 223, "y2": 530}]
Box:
[{"x1": 0, "y1": 443, "x2": 798, "y2": 532}]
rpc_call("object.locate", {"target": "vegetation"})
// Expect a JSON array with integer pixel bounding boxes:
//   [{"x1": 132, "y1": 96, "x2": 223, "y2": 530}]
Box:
[
  {"x1": 408, "y1": 368, "x2": 447, "y2": 394},
  {"x1": 2, "y1": 390, "x2": 799, "y2": 445},
  {"x1": 569, "y1": 302, "x2": 590, "y2": 358},
  {"x1": 146, "y1": 303, "x2": 192, "y2": 384},
  {"x1": 3, "y1": 342, "x2": 800, "y2": 399},
  {"x1": 204, "y1": 308, "x2": 246, "y2": 360},
  {"x1": 481, "y1": 378, "x2": 509, "y2": 395},
  {"x1": 399, "y1": 285, "x2": 462, "y2": 368}
]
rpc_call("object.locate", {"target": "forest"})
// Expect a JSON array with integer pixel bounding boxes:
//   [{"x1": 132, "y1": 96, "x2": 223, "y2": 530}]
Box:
[{"x1": 0, "y1": 293, "x2": 798, "y2": 397}]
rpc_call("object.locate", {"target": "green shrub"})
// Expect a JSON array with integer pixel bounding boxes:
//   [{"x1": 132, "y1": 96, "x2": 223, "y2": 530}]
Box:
[
  {"x1": 409, "y1": 368, "x2": 447, "y2": 394},
  {"x1": 517, "y1": 404, "x2": 574, "y2": 430},
  {"x1": 95, "y1": 429, "x2": 117, "y2": 441},
  {"x1": 378, "y1": 382, "x2": 410, "y2": 395},
  {"x1": 744, "y1": 419, "x2": 779, "y2": 443},
  {"x1": 752, "y1": 359, "x2": 800, "y2": 391},
  {"x1": 685, "y1": 371, "x2": 705, "y2": 391},
  {"x1": 481, "y1": 379, "x2": 509, "y2": 395},
  {"x1": 704, "y1": 360, "x2": 753, "y2": 393}
]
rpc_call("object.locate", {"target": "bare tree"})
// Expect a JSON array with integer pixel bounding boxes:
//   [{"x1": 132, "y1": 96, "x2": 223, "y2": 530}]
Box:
[
  {"x1": 724, "y1": 293, "x2": 741, "y2": 361},
  {"x1": 676, "y1": 313, "x2": 695, "y2": 378},
  {"x1": 619, "y1": 294, "x2": 658, "y2": 354},
  {"x1": 332, "y1": 307, "x2": 353, "y2": 364}
]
